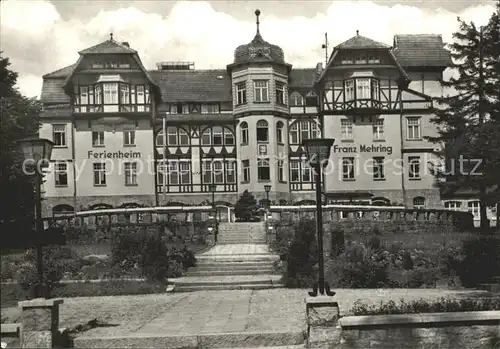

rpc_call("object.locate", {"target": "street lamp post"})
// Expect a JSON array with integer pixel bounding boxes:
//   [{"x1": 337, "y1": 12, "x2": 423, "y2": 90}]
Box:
[
  {"x1": 264, "y1": 184, "x2": 271, "y2": 210},
  {"x1": 208, "y1": 184, "x2": 218, "y2": 242},
  {"x1": 17, "y1": 137, "x2": 54, "y2": 299},
  {"x1": 302, "y1": 138, "x2": 336, "y2": 297}
]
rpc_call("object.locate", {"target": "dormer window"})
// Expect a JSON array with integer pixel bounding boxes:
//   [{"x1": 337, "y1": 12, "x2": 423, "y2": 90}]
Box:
[
  {"x1": 368, "y1": 56, "x2": 380, "y2": 64},
  {"x1": 74, "y1": 76, "x2": 150, "y2": 113},
  {"x1": 91, "y1": 61, "x2": 104, "y2": 69},
  {"x1": 106, "y1": 61, "x2": 118, "y2": 68},
  {"x1": 290, "y1": 93, "x2": 304, "y2": 107},
  {"x1": 355, "y1": 56, "x2": 367, "y2": 64},
  {"x1": 341, "y1": 57, "x2": 354, "y2": 64},
  {"x1": 201, "y1": 104, "x2": 220, "y2": 114}
]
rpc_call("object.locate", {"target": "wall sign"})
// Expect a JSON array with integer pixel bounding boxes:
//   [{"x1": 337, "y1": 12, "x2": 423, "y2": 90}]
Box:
[
  {"x1": 87, "y1": 150, "x2": 141, "y2": 159},
  {"x1": 332, "y1": 144, "x2": 393, "y2": 155}
]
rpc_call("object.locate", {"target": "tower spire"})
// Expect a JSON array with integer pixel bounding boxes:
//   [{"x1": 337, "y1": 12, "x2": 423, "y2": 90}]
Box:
[
  {"x1": 255, "y1": 9, "x2": 261, "y2": 35},
  {"x1": 110, "y1": 32, "x2": 114, "y2": 41}
]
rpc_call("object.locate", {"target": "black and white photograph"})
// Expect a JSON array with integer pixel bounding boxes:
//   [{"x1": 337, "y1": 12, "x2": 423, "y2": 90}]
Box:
[{"x1": 1, "y1": 0, "x2": 499, "y2": 348}]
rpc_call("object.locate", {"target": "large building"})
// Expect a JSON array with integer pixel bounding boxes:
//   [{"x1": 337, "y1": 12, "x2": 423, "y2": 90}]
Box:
[{"x1": 39, "y1": 10, "x2": 494, "y2": 222}]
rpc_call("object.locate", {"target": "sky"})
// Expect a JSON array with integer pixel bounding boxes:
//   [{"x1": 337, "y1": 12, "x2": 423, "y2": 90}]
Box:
[{"x1": 0, "y1": 0, "x2": 497, "y2": 99}]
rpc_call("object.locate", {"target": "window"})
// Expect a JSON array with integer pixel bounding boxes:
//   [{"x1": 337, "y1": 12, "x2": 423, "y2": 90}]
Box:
[
  {"x1": 355, "y1": 55, "x2": 367, "y2": 64},
  {"x1": 407, "y1": 117, "x2": 421, "y2": 140},
  {"x1": 120, "y1": 85, "x2": 130, "y2": 105},
  {"x1": 92, "y1": 131, "x2": 104, "y2": 147},
  {"x1": 201, "y1": 104, "x2": 220, "y2": 114},
  {"x1": 236, "y1": 82, "x2": 247, "y2": 105},
  {"x1": 202, "y1": 161, "x2": 212, "y2": 184},
  {"x1": 240, "y1": 122, "x2": 248, "y2": 144},
  {"x1": 168, "y1": 161, "x2": 190, "y2": 185},
  {"x1": 371, "y1": 79, "x2": 379, "y2": 100},
  {"x1": 257, "y1": 120, "x2": 269, "y2": 143},
  {"x1": 278, "y1": 160, "x2": 285, "y2": 182},
  {"x1": 123, "y1": 130, "x2": 135, "y2": 146},
  {"x1": 254, "y1": 80, "x2": 269, "y2": 102},
  {"x1": 91, "y1": 61, "x2": 104, "y2": 69},
  {"x1": 201, "y1": 129, "x2": 211, "y2": 145},
  {"x1": 373, "y1": 157, "x2": 385, "y2": 180},
  {"x1": 157, "y1": 162, "x2": 166, "y2": 186},
  {"x1": 408, "y1": 156, "x2": 421, "y2": 179},
  {"x1": 276, "y1": 121, "x2": 284, "y2": 144},
  {"x1": 356, "y1": 78, "x2": 370, "y2": 99},
  {"x1": 341, "y1": 56, "x2": 354, "y2": 64},
  {"x1": 93, "y1": 162, "x2": 106, "y2": 186},
  {"x1": 305, "y1": 94, "x2": 318, "y2": 106},
  {"x1": 124, "y1": 162, "x2": 138, "y2": 186},
  {"x1": 344, "y1": 80, "x2": 354, "y2": 101},
  {"x1": 368, "y1": 56, "x2": 380, "y2": 64},
  {"x1": 224, "y1": 129, "x2": 234, "y2": 145},
  {"x1": 226, "y1": 161, "x2": 236, "y2": 183},
  {"x1": 413, "y1": 197, "x2": 426, "y2": 209},
  {"x1": 445, "y1": 201, "x2": 462, "y2": 211},
  {"x1": 276, "y1": 81, "x2": 286, "y2": 105},
  {"x1": 301, "y1": 162, "x2": 311, "y2": 182},
  {"x1": 290, "y1": 161, "x2": 300, "y2": 182},
  {"x1": 289, "y1": 123, "x2": 299, "y2": 144},
  {"x1": 242, "y1": 160, "x2": 250, "y2": 182},
  {"x1": 373, "y1": 119, "x2": 384, "y2": 140},
  {"x1": 342, "y1": 157, "x2": 355, "y2": 180},
  {"x1": 52, "y1": 125, "x2": 66, "y2": 147},
  {"x1": 179, "y1": 128, "x2": 189, "y2": 145},
  {"x1": 213, "y1": 127, "x2": 223, "y2": 145},
  {"x1": 54, "y1": 162, "x2": 68, "y2": 187},
  {"x1": 468, "y1": 201, "x2": 480, "y2": 218},
  {"x1": 213, "y1": 161, "x2": 224, "y2": 184},
  {"x1": 168, "y1": 162, "x2": 179, "y2": 185},
  {"x1": 258, "y1": 158, "x2": 270, "y2": 181},
  {"x1": 156, "y1": 131, "x2": 165, "y2": 147},
  {"x1": 341, "y1": 119, "x2": 353, "y2": 140},
  {"x1": 103, "y1": 83, "x2": 119, "y2": 112},
  {"x1": 290, "y1": 93, "x2": 304, "y2": 107}
]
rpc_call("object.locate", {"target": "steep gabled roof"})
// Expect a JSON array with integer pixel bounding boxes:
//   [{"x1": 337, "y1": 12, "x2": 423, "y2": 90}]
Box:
[
  {"x1": 336, "y1": 34, "x2": 390, "y2": 49},
  {"x1": 289, "y1": 69, "x2": 317, "y2": 90},
  {"x1": 78, "y1": 39, "x2": 137, "y2": 55},
  {"x1": 393, "y1": 34, "x2": 452, "y2": 68},
  {"x1": 42, "y1": 64, "x2": 76, "y2": 79}
]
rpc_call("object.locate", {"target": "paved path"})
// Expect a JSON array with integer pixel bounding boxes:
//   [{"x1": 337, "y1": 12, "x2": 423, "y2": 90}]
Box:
[{"x1": 1, "y1": 288, "x2": 492, "y2": 339}]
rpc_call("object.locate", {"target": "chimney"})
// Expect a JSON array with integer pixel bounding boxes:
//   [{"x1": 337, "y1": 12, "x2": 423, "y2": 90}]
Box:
[{"x1": 122, "y1": 42, "x2": 130, "y2": 47}]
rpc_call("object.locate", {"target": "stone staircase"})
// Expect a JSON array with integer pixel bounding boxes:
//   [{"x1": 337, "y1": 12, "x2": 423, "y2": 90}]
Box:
[
  {"x1": 217, "y1": 222, "x2": 267, "y2": 244},
  {"x1": 172, "y1": 222, "x2": 282, "y2": 292},
  {"x1": 479, "y1": 276, "x2": 500, "y2": 293}
]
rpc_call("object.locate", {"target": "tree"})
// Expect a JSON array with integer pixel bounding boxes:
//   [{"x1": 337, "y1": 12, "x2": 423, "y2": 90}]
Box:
[
  {"x1": 428, "y1": 8, "x2": 500, "y2": 231},
  {"x1": 234, "y1": 190, "x2": 259, "y2": 222},
  {"x1": 0, "y1": 54, "x2": 41, "y2": 247}
]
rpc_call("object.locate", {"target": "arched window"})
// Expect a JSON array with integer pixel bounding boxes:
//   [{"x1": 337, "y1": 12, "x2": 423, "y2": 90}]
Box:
[
  {"x1": 200, "y1": 126, "x2": 235, "y2": 146},
  {"x1": 372, "y1": 197, "x2": 390, "y2": 206},
  {"x1": 276, "y1": 121, "x2": 284, "y2": 144},
  {"x1": 413, "y1": 197, "x2": 425, "y2": 209},
  {"x1": 257, "y1": 120, "x2": 269, "y2": 143},
  {"x1": 290, "y1": 92, "x2": 304, "y2": 107},
  {"x1": 288, "y1": 120, "x2": 319, "y2": 145},
  {"x1": 240, "y1": 121, "x2": 248, "y2": 144},
  {"x1": 52, "y1": 204, "x2": 74, "y2": 216},
  {"x1": 156, "y1": 127, "x2": 189, "y2": 146}
]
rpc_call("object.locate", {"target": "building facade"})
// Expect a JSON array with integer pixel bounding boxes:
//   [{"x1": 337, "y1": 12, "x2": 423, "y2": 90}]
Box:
[{"x1": 40, "y1": 10, "x2": 492, "y2": 220}]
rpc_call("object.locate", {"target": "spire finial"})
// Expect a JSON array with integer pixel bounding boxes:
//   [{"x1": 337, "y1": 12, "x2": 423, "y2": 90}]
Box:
[
  {"x1": 110, "y1": 32, "x2": 114, "y2": 41},
  {"x1": 356, "y1": 30, "x2": 359, "y2": 36},
  {"x1": 255, "y1": 9, "x2": 261, "y2": 35}
]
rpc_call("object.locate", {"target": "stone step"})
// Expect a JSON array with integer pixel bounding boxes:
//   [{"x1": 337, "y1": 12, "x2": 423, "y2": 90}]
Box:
[
  {"x1": 479, "y1": 283, "x2": 500, "y2": 293},
  {"x1": 173, "y1": 275, "x2": 281, "y2": 287},
  {"x1": 175, "y1": 283, "x2": 284, "y2": 292},
  {"x1": 217, "y1": 240, "x2": 267, "y2": 244},
  {"x1": 194, "y1": 263, "x2": 275, "y2": 271},
  {"x1": 197, "y1": 257, "x2": 278, "y2": 263},
  {"x1": 187, "y1": 269, "x2": 276, "y2": 277},
  {"x1": 73, "y1": 330, "x2": 305, "y2": 349}
]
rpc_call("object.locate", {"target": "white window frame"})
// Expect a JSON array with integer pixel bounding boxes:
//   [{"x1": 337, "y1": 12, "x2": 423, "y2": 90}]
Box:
[
  {"x1": 275, "y1": 81, "x2": 286, "y2": 105},
  {"x1": 407, "y1": 117, "x2": 422, "y2": 140},
  {"x1": 226, "y1": 161, "x2": 236, "y2": 184},
  {"x1": 236, "y1": 82, "x2": 247, "y2": 105},
  {"x1": 202, "y1": 161, "x2": 212, "y2": 184},
  {"x1": 179, "y1": 128, "x2": 189, "y2": 145},
  {"x1": 445, "y1": 201, "x2": 462, "y2": 211},
  {"x1": 256, "y1": 120, "x2": 269, "y2": 143},
  {"x1": 92, "y1": 131, "x2": 105, "y2": 147},
  {"x1": 278, "y1": 160, "x2": 285, "y2": 182},
  {"x1": 124, "y1": 162, "x2": 138, "y2": 186},
  {"x1": 290, "y1": 160, "x2": 300, "y2": 182},
  {"x1": 289, "y1": 123, "x2": 299, "y2": 144},
  {"x1": 201, "y1": 104, "x2": 220, "y2": 114},
  {"x1": 373, "y1": 157, "x2": 385, "y2": 180},
  {"x1": 356, "y1": 78, "x2": 371, "y2": 99},
  {"x1": 342, "y1": 157, "x2": 355, "y2": 180},
  {"x1": 179, "y1": 162, "x2": 191, "y2": 184},
  {"x1": 54, "y1": 162, "x2": 68, "y2": 187},
  {"x1": 373, "y1": 119, "x2": 384, "y2": 140},
  {"x1": 468, "y1": 201, "x2": 480, "y2": 218},
  {"x1": 408, "y1": 156, "x2": 421, "y2": 179},
  {"x1": 93, "y1": 162, "x2": 106, "y2": 186},
  {"x1": 240, "y1": 122, "x2": 249, "y2": 144},
  {"x1": 258, "y1": 158, "x2": 270, "y2": 181},
  {"x1": 224, "y1": 129, "x2": 234, "y2": 145},
  {"x1": 276, "y1": 122, "x2": 284, "y2": 144},
  {"x1": 413, "y1": 197, "x2": 426, "y2": 209},
  {"x1": 341, "y1": 119, "x2": 353, "y2": 140},
  {"x1": 242, "y1": 160, "x2": 250, "y2": 182},
  {"x1": 123, "y1": 130, "x2": 135, "y2": 146},
  {"x1": 254, "y1": 80, "x2": 269, "y2": 102},
  {"x1": 344, "y1": 80, "x2": 354, "y2": 101},
  {"x1": 52, "y1": 125, "x2": 66, "y2": 147},
  {"x1": 291, "y1": 93, "x2": 304, "y2": 106},
  {"x1": 103, "y1": 83, "x2": 119, "y2": 112}
]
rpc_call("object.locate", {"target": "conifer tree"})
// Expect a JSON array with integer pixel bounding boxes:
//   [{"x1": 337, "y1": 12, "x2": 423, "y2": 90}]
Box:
[
  {"x1": 234, "y1": 190, "x2": 259, "y2": 222},
  {"x1": 429, "y1": 7, "x2": 500, "y2": 231}
]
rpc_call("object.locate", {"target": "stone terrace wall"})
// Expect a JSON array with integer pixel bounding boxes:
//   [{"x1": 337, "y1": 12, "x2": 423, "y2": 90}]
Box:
[{"x1": 309, "y1": 311, "x2": 500, "y2": 349}]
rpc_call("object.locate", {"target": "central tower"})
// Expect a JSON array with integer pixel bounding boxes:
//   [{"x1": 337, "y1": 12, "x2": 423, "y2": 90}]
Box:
[{"x1": 227, "y1": 9, "x2": 293, "y2": 204}]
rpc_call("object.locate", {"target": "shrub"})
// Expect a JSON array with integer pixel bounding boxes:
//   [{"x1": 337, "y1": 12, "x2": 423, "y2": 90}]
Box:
[
  {"x1": 234, "y1": 190, "x2": 259, "y2": 222},
  {"x1": 328, "y1": 242, "x2": 392, "y2": 288},
  {"x1": 19, "y1": 245, "x2": 81, "y2": 295},
  {"x1": 282, "y1": 218, "x2": 318, "y2": 288},
  {"x1": 455, "y1": 235, "x2": 500, "y2": 287},
  {"x1": 330, "y1": 227, "x2": 345, "y2": 257},
  {"x1": 349, "y1": 297, "x2": 500, "y2": 316}
]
